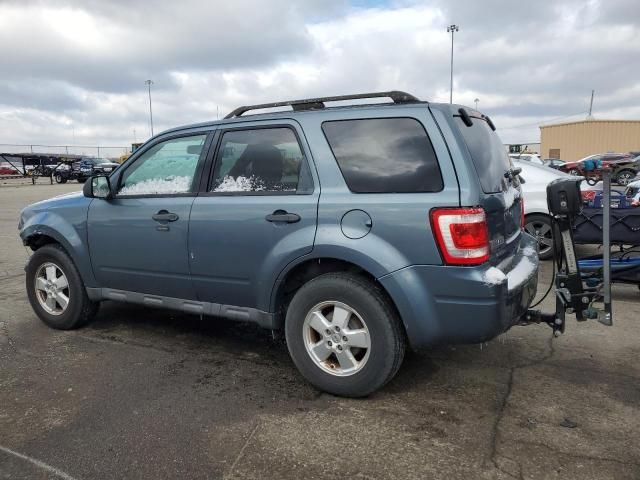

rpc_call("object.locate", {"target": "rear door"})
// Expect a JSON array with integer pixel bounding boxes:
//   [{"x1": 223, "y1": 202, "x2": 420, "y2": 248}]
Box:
[{"x1": 188, "y1": 121, "x2": 319, "y2": 311}]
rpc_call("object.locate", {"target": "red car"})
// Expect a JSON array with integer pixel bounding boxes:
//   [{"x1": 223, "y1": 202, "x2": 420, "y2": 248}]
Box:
[
  {"x1": 0, "y1": 166, "x2": 19, "y2": 175},
  {"x1": 559, "y1": 153, "x2": 637, "y2": 185}
]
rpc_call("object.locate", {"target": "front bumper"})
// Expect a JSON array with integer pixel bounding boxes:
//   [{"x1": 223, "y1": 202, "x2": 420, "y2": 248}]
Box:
[{"x1": 379, "y1": 234, "x2": 539, "y2": 349}]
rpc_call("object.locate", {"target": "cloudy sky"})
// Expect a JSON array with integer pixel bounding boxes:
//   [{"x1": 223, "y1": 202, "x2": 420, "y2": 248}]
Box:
[{"x1": 0, "y1": 0, "x2": 638, "y2": 156}]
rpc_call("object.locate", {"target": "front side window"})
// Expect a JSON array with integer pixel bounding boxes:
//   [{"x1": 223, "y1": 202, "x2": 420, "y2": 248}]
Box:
[
  {"x1": 118, "y1": 134, "x2": 207, "y2": 195},
  {"x1": 322, "y1": 118, "x2": 443, "y2": 193},
  {"x1": 211, "y1": 128, "x2": 304, "y2": 193}
]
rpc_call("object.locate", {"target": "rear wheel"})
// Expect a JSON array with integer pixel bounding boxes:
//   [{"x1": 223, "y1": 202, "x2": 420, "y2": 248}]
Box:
[
  {"x1": 615, "y1": 169, "x2": 635, "y2": 186},
  {"x1": 285, "y1": 272, "x2": 405, "y2": 397},
  {"x1": 54, "y1": 173, "x2": 67, "y2": 184},
  {"x1": 26, "y1": 244, "x2": 99, "y2": 330},
  {"x1": 524, "y1": 214, "x2": 554, "y2": 260}
]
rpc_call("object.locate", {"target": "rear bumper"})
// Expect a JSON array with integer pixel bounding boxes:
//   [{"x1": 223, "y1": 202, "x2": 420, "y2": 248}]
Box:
[{"x1": 379, "y1": 234, "x2": 539, "y2": 349}]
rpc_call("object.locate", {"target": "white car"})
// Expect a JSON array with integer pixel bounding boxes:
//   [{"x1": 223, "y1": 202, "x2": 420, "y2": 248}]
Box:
[
  {"x1": 509, "y1": 153, "x2": 544, "y2": 165},
  {"x1": 514, "y1": 160, "x2": 570, "y2": 259},
  {"x1": 625, "y1": 179, "x2": 640, "y2": 207}
]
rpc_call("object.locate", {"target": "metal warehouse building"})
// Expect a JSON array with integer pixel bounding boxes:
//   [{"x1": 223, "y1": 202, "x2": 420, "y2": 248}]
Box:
[{"x1": 540, "y1": 119, "x2": 640, "y2": 161}]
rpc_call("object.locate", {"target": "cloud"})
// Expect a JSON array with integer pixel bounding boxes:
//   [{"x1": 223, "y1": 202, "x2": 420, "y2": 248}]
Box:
[{"x1": 0, "y1": 0, "x2": 638, "y2": 150}]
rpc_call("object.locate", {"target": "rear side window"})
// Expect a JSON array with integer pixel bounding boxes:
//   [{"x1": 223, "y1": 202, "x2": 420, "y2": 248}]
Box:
[
  {"x1": 455, "y1": 116, "x2": 511, "y2": 193},
  {"x1": 322, "y1": 118, "x2": 443, "y2": 193}
]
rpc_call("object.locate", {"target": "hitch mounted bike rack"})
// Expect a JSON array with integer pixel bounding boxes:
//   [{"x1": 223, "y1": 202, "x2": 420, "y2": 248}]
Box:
[{"x1": 522, "y1": 169, "x2": 613, "y2": 335}]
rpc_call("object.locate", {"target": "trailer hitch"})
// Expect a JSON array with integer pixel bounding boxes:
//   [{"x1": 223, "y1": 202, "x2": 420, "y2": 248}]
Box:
[{"x1": 523, "y1": 169, "x2": 613, "y2": 334}]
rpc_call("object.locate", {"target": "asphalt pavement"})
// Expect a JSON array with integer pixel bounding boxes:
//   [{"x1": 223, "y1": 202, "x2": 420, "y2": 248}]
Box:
[{"x1": 1, "y1": 180, "x2": 639, "y2": 479}]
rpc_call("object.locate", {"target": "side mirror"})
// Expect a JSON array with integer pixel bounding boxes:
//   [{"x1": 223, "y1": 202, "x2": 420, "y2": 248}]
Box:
[{"x1": 83, "y1": 175, "x2": 112, "y2": 199}]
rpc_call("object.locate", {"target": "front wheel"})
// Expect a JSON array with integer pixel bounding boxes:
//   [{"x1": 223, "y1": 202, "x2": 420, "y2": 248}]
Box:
[
  {"x1": 524, "y1": 214, "x2": 554, "y2": 260},
  {"x1": 285, "y1": 273, "x2": 405, "y2": 397},
  {"x1": 26, "y1": 244, "x2": 99, "y2": 329}
]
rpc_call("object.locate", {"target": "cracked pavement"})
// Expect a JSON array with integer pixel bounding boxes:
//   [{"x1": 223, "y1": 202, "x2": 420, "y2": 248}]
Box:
[{"x1": 1, "y1": 182, "x2": 639, "y2": 479}]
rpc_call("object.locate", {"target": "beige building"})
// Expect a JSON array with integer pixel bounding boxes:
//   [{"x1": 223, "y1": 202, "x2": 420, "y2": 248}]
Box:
[{"x1": 540, "y1": 119, "x2": 640, "y2": 161}]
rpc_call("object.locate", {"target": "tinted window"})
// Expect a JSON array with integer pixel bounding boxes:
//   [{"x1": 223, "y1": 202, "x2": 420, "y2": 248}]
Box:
[
  {"x1": 455, "y1": 116, "x2": 511, "y2": 193},
  {"x1": 322, "y1": 118, "x2": 443, "y2": 193},
  {"x1": 118, "y1": 135, "x2": 206, "y2": 196},
  {"x1": 211, "y1": 128, "x2": 306, "y2": 193}
]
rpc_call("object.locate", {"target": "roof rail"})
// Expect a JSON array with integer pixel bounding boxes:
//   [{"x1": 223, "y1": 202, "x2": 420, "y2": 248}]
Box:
[{"x1": 224, "y1": 91, "x2": 421, "y2": 119}]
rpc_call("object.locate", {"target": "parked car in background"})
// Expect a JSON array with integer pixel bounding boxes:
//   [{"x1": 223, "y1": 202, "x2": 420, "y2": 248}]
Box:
[
  {"x1": 513, "y1": 159, "x2": 568, "y2": 259},
  {"x1": 559, "y1": 153, "x2": 637, "y2": 186},
  {"x1": 18, "y1": 91, "x2": 539, "y2": 397},
  {"x1": 509, "y1": 153, "x2": 544, "y2": 165},
  {"x1": 0, "y1": 165, "x2": 19, "y2": 175},
  {"x1": 543, "y1": 158, "x2": 566, "y2": 169},
  {"x1": 625, "y1": 179, "x2": 640, "y2": 207},
  {"x1": 54, "y1": 157, "x2": 120, "y2": 183}
]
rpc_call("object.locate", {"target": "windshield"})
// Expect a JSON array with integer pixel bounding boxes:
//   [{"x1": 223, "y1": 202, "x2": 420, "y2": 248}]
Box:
[{"x1": 455, "y1": 116, "x2": 511, "y2": 193}]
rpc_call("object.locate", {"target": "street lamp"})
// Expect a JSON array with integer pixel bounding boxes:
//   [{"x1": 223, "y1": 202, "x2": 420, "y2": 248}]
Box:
[
  {"x1": 145, "y1": 79, "x2": 154, "y2": 137},
  {"x1": 474, "y1": 98, "x2": 479, "y2": 110},
  {"x1": 446, "y1": 24, "x2": 459, "y2": 104}
]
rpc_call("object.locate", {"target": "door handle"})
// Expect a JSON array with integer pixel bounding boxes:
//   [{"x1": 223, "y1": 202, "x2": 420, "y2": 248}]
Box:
[
  {"x1": 265, "y1": 210, "x2": 301, "y2": 223},
  {"x1": 152, "y1": 210, "x2": 179, "y2": 222}
]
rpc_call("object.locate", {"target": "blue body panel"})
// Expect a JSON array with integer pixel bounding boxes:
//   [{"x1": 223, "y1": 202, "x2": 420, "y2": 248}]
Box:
[{"x1": 19, "y1": 101, "x2": 540, "y2": 350}]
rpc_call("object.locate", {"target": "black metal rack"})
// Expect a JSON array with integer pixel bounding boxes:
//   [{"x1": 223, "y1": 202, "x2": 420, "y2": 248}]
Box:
[{"x1": 224, "y1": 91, "x2": 422, "y2": 119}]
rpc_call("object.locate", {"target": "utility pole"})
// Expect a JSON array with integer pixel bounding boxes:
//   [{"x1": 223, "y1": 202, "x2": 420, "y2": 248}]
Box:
[
  {"x1": 474, "y1": 98, "x2": 479, "y2": 110},
  {"x1": 447, "y1": 24, "x2": 459, "y2": 104},
  {"x1": 588, "y1": 89, "x2": 595, "y2": 118},
  {"x1": 145, "y1": 79, "x2": 154, "y2": 136}
]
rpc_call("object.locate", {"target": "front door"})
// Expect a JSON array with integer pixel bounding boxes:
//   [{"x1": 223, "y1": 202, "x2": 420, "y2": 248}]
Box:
[
  {"x1": 189, "y1": 124, "x2": 319, "y2": 311},
  {"x1": 88, "y1": 133, "x2": 210, "y2": 300}
]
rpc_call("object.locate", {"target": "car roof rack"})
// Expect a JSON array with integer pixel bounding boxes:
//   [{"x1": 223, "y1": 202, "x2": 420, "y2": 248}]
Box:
[{"x1": 224, "y1": 91, "x2": 421, "y2": 119}]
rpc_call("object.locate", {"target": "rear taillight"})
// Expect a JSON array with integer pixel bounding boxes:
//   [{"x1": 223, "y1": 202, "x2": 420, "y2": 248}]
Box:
[{"x1": 430, "y1": 207, "x2": 490, "y2": 265}]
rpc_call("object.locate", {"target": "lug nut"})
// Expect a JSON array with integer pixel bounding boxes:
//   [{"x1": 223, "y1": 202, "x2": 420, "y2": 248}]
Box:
[
  {"x1": 327, "y1": 341, "x2": 332, "y2": 346},
  {"x1": 337, "y1": 345, "x2": 343, "y2": 351},
  {"x1": 334, "y1": 326, "x2": 340, "y2": 332},
  {"x1": 325, "y1": 329, "x2": 331, "y2": 335},
  {"x1": 342, "y1": 336, "x2": 348, "y2": 342}
]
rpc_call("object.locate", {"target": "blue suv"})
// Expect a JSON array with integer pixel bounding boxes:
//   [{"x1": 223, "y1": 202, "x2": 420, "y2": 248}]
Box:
[{"x1": 19, "y1": 92, "x2": 538, "y2": 397}]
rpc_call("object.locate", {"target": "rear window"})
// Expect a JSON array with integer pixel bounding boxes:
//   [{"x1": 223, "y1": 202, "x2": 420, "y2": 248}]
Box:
[
  {"x1": 322, "y1": 118, "x2": 443, "y2": 193},
  {"x1": 455, "y1": 115, "x2": 510, "y2": 193}
]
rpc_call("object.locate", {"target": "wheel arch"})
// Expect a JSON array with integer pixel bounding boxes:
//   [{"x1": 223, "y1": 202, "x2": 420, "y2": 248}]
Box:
[
  {"x1": 269, "y1": 256, "x2": 404, "y2": 333},
  {"x1": 21, "y1": 222, "x2": 97, "y2": 287}
]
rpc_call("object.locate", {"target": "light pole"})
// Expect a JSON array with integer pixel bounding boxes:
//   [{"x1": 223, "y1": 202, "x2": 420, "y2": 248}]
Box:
[
  {"x1": 474, "y1": 98, "x2": 479, "y2": 110},
  {"x1": 145, "y1": 79, "x2": 154, "y2": 137},
  {"x1": 447, "y1": 24, "x2": 459, "y2": 104}
]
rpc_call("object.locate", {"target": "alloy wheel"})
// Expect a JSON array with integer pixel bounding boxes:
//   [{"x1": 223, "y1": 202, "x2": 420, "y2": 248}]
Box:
[
  {"x1": 525, "y1": 219, "x2": 553, "y2": 257},
  {"x1": 302, "y1": 301, "x2": 371, "y2": 377},
  {"x1": 34, "y1": 262, "x2": 70, "y2": 315}
]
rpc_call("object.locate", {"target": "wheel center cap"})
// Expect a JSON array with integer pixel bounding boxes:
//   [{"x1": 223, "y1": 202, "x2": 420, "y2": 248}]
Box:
[{"x1": 332, "y1": 334, "x2": 341, "y2": 343}]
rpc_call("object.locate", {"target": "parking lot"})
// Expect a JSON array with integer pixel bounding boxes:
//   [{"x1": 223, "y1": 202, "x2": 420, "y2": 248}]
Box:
[{"x1": 1, "y1": 182, "x2": 639, "y2": 479}]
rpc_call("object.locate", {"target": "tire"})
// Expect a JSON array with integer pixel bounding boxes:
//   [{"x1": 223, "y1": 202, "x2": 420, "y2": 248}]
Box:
[
  {"x1": 285, "y1": 272, "x2": 405, "y2": 397},
  {"x1": 524, "y1": 214, "x2": 554, "y2": 260},
  {"x1": 26, "y1": 244, "x2": 99, "y2": 330},
  {"x1": 77, "y1": 178, "x2": 87, "y2": 183},
  {"x1": 615, "y1": 169, "x2": 635, "y2": 186},
  {"x1": 54, "y1": 173, "x2": 67, "y2": 184}
]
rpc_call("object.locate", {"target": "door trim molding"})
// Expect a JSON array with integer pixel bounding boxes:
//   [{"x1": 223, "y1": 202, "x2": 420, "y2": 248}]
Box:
[{"x1": 86, "y1": 287, "x2": 275, "y2": 329}]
